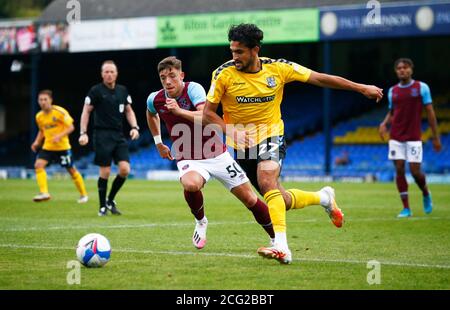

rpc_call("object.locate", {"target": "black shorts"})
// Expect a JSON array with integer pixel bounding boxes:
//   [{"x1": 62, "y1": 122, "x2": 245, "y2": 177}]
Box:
[
  {"x1": 93, "y1": 130, "x2": 130, "y2": 166},
  {"x1": 37, "y1": 149, "x2": 74, "y2": 168},
  {"x1": 234, "y1": 136, "x2": 286, "y2": 194}
]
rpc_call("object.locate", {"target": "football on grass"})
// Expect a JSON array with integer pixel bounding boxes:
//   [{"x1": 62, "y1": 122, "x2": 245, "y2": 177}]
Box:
[{"x1": 76, "y1": 233, "x2": 111, "y2": 267}]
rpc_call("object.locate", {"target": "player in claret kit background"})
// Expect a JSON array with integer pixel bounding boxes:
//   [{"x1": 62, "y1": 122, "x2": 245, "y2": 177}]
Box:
[
  {"x1": 146, "y1": 56, "x2": 275, "y2": 250},
  {"x1": 379, "y1": 58, "x2": 441, "y2": 218}
]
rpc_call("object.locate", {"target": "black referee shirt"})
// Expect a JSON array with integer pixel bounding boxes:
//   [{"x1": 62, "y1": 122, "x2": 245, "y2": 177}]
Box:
[{"x1": 85, "y1": 83, "x2": 132, "y2": 131}]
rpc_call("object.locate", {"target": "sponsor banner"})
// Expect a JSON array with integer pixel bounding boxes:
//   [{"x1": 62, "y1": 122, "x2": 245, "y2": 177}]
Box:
[
  {"x1": 407, "y1": 174, "x2": 450, "y2": 184},
  {"x1": 69, "y1": 17, "x2": 157, "y2": 52},
  {"x1": 157, "y1": 9, "x2": 319, "y2": 47},
  {"x1": 37, "y1": 22, "x2": 69, "y2": 52},
  {"x1": 320, "y1": 2, "x2": 450, "y2": 40},
  {"x1": 0, "y1": 20, "x2": 36, "y2": 54},
  {"x1": 146, "y1": 170, "x2": 179, "y2": 181},
  {"x1": 1, "y1": 21, "x2": 70, "y2": 54}
]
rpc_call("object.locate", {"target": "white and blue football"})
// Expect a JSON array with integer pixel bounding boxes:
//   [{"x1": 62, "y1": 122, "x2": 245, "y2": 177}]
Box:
[{"x1": 76, "y1": 233, "x2": 111, "y2": 267}]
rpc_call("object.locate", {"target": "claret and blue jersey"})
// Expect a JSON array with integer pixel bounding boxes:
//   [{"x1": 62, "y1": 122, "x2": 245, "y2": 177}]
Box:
[
  {"x1": 388, "y1": 80, "x2": 432, "y2": 142},
  {"x1": 147, "y1": 82, "x2": 226, "y2": 161}
]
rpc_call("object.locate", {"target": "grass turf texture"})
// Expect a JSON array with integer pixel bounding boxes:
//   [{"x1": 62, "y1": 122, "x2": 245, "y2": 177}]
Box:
[{"x1": 0, "y1": 179, "x2": 449, "y2": 289}]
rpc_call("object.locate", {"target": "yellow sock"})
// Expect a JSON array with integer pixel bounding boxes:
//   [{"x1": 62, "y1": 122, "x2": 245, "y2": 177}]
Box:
[
  {"x1": 72, "y1": 170, "x2": 88, "y2": 196},
  {"x1": 263, "y1": 189, "x2": 286, "y2": 233},
  {"x1": 286, "y1": 189, "x2": 321, "y2": 210},
  {"x1": 35, "y1": 168, "x2": 48, "y2": 194}
]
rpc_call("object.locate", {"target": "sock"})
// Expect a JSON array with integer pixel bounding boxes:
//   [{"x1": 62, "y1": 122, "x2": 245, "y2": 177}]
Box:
[
  {"x1": 286, "y1": 189, "x2": 321, "y2": 210},
  {"x1": 71, "y1": 170, "x2": 87, "y2": 196},
  {"x1": 184, "y1": 190, "x2": 205, "y2": 220},
  {"x1": 108, "y1": 175, "x2": 126, "y2": 202},
  {"x1": 35, "y1": 168, "x2": 48, "y2": 194},
  {"x1": 413, "y1": 173, "x2": 429, "y2": 197},
  {"x1": 275, "y1": 232, "x2": 288, "y2": 250},
  {"x1": 263, "y1": 189, "x2": 286, "y2": 233},
  {"x1": 98, "y1": 177, "x2": 108, "y2": 208},
  {"x1": 396, "y1": 175, "x2": 409, "y2": 209},
  {"x1": 248, "y1": 198, "x2": 275, "y2": 238}
]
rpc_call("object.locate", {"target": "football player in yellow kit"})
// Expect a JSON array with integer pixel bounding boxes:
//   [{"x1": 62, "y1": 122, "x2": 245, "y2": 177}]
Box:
[
  {"x1": 204, "y1": 24, "x2": 383, "y2": 264},
  {"x1": 31, "y1": 90, "x2": 88, "y2": 203}
]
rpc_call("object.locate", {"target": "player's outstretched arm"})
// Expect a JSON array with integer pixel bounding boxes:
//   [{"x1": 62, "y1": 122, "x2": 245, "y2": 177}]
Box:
[
  {"x1": 307, "y1": 71, "x2": 383, "y2": 102},
  {"x1": 79, "y1": 104, "x2": 93, "y2": 146},
  {"x1": 146, "y1": 110, "x2": 173, "y2": 160},
  {"x1": 425, "y1": 104, "x2": 442, "y2": 152}
]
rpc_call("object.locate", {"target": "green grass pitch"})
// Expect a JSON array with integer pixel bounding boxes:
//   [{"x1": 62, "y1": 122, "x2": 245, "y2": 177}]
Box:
[{"x1": 0, "y1": 179, "x2": 449, "y2": 289}]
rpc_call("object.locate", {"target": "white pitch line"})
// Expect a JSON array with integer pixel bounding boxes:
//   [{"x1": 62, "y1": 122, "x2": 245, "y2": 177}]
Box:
[
  {"x1": 0, "y1": 221, "x2": 256, "y2": 232},
  {"x1": 1, "y1": 243, "x2": 449, "y2": 270},
  {"x1": 0, "y1": 216, "x2": 449, "y2": 232}
]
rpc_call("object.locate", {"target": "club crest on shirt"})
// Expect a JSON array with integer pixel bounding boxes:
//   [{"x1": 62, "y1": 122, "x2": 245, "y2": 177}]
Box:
[
  {"x1": 178, "y1": 98, "x2": 191, "y2": 110},
  {"x1": 410, "y1": 88, "x2": 419, "y2": 97},
  {"x1": 119, "y1": 104, "x2": 124, "y2": 113},
  {"x1": 266, "y1": 76, "x2": 277, "y2": 88},
  {"x1": 182, "y1": 164, "x2": 190, "y2": 170}
]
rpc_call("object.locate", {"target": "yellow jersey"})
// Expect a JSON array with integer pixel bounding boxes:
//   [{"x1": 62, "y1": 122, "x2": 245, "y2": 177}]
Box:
[
  {"x1": 207, "y1": 57, "x2": 312, "y2": 147},
  {"x1": 35, "y1": 105, "x2": 74, "y2": 151}
]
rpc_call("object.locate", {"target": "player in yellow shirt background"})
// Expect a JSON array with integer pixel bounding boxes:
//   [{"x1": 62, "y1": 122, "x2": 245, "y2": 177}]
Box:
[
  {"x1": 31, "y1": 89, "x2": 88, "y2": 203},
  {"x1": 204, "y1": 23, "x2": 384, "y2": 264}
]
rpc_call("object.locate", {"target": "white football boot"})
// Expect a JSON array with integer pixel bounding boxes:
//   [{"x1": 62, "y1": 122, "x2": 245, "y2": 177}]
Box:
[{"x1": 192, "y1": 217, "x2": 208, "y2": 249}]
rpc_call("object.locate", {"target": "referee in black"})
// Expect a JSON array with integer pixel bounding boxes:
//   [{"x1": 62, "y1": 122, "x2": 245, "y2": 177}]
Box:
[{"x1": 79, "y1": 60, "x2": 140, "y2": 216}]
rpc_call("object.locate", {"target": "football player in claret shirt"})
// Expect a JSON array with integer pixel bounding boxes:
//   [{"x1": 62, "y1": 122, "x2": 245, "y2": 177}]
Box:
[
  {"x1": 379, "y1": 58, "x2": 441, "y2": 218},
  {"x1": 146, "y1": 56, "x2": 275, "y2": 250},
  {"x1": 31, "y1": 89, "x2": 88, "y2": 203},
  {"x1": 203, "y1": 23, "x2": 383, "y2": 264}
]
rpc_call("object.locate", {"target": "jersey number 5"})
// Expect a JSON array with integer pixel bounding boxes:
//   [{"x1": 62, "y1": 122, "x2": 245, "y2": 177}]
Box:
[{"x1": 226, "y1": 163, "x2": 243, "y2": 178}]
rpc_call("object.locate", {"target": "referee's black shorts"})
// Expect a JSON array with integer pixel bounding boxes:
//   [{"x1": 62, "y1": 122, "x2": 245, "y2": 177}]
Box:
[{"x1": 93, "y1": 129, "x2": 130, "y2": 166}]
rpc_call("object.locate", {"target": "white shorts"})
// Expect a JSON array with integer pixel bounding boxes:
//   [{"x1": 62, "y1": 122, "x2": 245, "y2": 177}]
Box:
[
  {"x1": 177, "y1": 151, "x2": 250, "y2": 191},
  {"x1": 388, "y1": 140, "x2": 423, "y2": 163}
]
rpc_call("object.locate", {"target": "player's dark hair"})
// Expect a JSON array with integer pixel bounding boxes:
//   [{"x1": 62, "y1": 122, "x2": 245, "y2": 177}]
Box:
[
  {"x1": 228, "y1": 23, "x2": 263, "y2": 48},
  {"x1": 394, "y1": 58, "x2": 414, "y2": 69},
  {"x1": 157, "y1": 56, "x2": 182, "y2": 73},
  {"x1": 38, "y1": 89, "x2": 53, "y2": 98}
]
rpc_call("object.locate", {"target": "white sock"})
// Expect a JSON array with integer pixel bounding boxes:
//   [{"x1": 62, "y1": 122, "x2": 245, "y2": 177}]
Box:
[
  {"x1": 196, "y1": 216, "x2": 207, "y2": 224},
  {"x1": 318, "y1": 190, "x2": 330, "y2": 207},
  {"x1": 275, "y1": 232, "x2": 288, "y2": 250}
]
